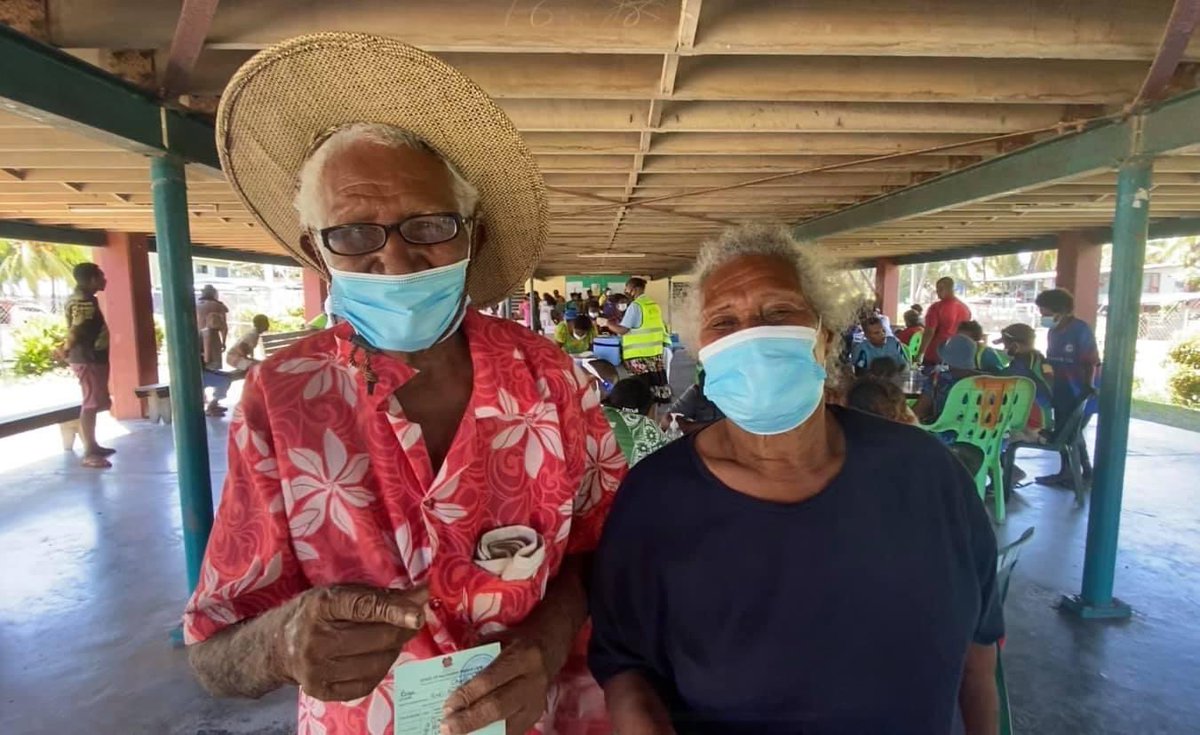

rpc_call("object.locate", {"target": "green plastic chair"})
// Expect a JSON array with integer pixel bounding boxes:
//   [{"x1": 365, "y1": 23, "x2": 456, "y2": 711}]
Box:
[
  {"x1": 921, "y1": 375, "x2": 1036, "y2": 522},
  {"x1": 905, "y1": 329, "x2": 924, "y2": 365},
  {"x1": 1001, "y1": 388, "x2": 1095, "y2": 507},
  {"x1": 994, "y1": 527, "x2": 1035, "y2": 735}
]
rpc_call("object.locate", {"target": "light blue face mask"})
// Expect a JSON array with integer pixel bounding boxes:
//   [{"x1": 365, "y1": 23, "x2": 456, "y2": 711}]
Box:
[
  {"x1": 698, "y1": 325, "x2": 826, "y2": 436},
  {"x1": 328, "y1": 257, "x2": 469, "y2": 352},
  {"x1": 1040, "y1": 315, "x2": 1058, "y2": 329}
]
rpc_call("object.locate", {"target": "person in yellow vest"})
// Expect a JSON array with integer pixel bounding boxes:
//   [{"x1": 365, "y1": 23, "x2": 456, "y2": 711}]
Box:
[{"x1": 607, "y1": 277, "x2": 672, "y2": 403}]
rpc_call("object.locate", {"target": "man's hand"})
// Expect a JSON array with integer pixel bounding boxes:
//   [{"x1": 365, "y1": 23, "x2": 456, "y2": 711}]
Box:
[
  {"x1": 277, "y1": 584, "x2": 429, "y2": 702},
  {"x1": 440, "y1": 633, "x2": 559, "y2": 735}
]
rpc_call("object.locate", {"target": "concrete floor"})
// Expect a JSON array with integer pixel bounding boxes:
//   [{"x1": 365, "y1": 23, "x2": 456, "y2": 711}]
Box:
[{"x1": 0, "y1": 373, "x2": 1198, "y2": 734}]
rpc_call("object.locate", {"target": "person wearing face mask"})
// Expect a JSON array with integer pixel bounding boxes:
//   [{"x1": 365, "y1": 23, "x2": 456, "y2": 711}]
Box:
[
  {"x1": 183, "y1": 35, "x2": 628, "y2": 735},
  {"x1": 555, "y1": 311, "x2": 597, "y2": 355},
  {"x1": 996, "y1": 323, "x2": 1054, "y2": 441},
  {"x1": 607, "y1": 277, "x2": 672, "y2": 403},
  {"x1": 1035, "y1": 288, "x2": 1098, "y2": 486},
  {"x1": 589, "y1": 225, "x2": 1002, "y2": 735}
]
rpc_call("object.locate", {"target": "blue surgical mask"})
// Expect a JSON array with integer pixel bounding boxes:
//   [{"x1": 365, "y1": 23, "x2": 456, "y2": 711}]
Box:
[
  {"x1": 698, "y1": 325, "x2": 826, "y2": 436},
  {"x1": 328, "y1": 258, "x2": 469, "y2": 352},
  {"x1": 1040, "y1": 315, "x2": 1058, "y2": 329}
]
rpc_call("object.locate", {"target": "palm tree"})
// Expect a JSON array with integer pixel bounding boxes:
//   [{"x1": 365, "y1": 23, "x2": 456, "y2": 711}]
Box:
[{"x1": 0, "y1": 239, "x2": 91, "y2": 309}]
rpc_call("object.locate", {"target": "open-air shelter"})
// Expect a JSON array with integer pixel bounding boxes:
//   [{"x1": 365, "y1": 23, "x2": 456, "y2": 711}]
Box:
[{"x1": 2, "y1": 0, "x2": 1199, "y2": 647}]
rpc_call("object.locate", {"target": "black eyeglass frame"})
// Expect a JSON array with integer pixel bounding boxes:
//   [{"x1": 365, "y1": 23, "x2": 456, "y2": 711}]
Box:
[{"x1": 319, "y1": 212, "x2": 472, "y2": 256}]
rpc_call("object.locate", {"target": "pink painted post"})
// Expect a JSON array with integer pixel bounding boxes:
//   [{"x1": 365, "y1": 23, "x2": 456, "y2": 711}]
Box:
[
  {"x1": 1056, "y1": 231, "x2": 1102, "y2": 327},
  {"x1": 301, "y1": 267, "x2": 328, "y2": 321},
  {"x1": 874, "y1": 258, "x2": 901, "y2": 323},
  {"x1": 94, "y1": 231, "x2": 159, "y2": 419}
]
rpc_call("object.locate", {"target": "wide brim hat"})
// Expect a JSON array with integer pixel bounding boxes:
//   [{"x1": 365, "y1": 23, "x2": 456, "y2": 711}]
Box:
[{"x1": 216, "y1": 32, "x2": 547, "y2": 307}]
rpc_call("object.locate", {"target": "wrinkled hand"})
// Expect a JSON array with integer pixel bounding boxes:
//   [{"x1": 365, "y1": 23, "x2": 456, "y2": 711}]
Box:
[
  {"x1": 441, "y1": 631, "x2": 566, "y2": 735},
  {"x1": 275, "y1": 584, "x2": 428, "y2": 702}
]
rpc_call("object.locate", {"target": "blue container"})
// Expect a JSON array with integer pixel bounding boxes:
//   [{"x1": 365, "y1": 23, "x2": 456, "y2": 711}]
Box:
[{"x1": 593, "y1": 336, "x2": 622, "y2": 366}]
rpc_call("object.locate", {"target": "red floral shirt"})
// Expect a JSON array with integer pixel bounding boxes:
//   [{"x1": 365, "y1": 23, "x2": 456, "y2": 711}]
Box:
[{"x1": 183, "y1": 312, "x2": 627, "y2": 734}]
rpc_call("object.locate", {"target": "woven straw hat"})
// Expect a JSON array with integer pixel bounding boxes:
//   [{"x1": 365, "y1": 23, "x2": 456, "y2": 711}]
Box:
[{"x1": 217, "y1": 33, "x2": 547, "y2": 306}]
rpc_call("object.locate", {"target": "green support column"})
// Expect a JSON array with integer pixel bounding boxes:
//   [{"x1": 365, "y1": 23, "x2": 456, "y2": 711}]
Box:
[
  {"x1": 151, "y1": 155, "x2": 214, "y2": 596},
  {"x1": 1061, "y1": 159, "x2": 1151, "y2": 620}
]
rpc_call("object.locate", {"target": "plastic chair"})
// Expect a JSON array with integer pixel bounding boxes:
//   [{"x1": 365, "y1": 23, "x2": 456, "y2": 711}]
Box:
[
  {"x1": 1001, "y1": 388, "x2": 1094, "y2": 507},
  {"x1": 905, "y1": 329, "x2": 924, "y2": 365},
  {"x1": 994, "y1": 526, "x2": 1034, "y2": 735},
  {"x1": 922, "y1": 376, "x2": 1036, "y2": 522}
]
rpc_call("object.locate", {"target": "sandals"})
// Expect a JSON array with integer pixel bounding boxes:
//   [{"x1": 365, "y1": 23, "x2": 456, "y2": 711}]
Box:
[{"x1": 81, "y1": 455, "x2": 112, "y2": 469}]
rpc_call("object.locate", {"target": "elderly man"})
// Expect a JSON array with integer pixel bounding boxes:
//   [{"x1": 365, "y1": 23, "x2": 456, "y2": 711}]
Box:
[{"x1": 183, "y1": 34, "x2": 625, "y2": 735}]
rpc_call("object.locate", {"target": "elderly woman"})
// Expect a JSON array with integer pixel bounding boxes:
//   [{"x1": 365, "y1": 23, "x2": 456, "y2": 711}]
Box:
[
  {"x1": 183, "y1": 34, "x2": 626, "y2": 735},
  {"x1": 589, "y1": 225, "x2": 1002, "y2": 735}
]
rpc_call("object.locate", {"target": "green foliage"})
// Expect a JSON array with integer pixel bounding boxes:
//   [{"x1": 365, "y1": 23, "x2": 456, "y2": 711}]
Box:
[
  {"x1": 1166, "y1": 334, "x2": 1200, "y2": 409},
  {"x1": 235, "y1": 306, "x2": 307, "y2": 334},
  {"x1": 153, "y1": 317, "x2": 165, "y2": 352},
  {"x1": 11, "y1": 316, "x2": 68, "y2": 377},
  {"x1": 0, "y1": 240, "x2": 90, "y2": 296}
]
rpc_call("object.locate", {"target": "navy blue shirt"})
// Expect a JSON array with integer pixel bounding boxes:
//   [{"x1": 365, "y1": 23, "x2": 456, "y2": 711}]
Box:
[{"x1": 589, "y1": 407, "x2": 1002, "y2": 735}]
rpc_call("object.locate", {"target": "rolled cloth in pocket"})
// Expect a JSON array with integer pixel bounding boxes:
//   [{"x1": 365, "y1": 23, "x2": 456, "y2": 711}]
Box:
[{"x1": 474, "y1": 525, "x2": 545, "y2": 581}]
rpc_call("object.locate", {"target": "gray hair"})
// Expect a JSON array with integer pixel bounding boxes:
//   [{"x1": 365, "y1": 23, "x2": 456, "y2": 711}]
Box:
[
  {"x1": 679, "y1": 224, "x2": 854, "y2": 375},
  {"x1": 294, "y1": 123, "x2": 481, "y2": 233}
]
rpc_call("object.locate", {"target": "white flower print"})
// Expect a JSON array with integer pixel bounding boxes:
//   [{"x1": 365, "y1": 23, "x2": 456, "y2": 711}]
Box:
[
  {"x1": 476, "y1": 389, "x2": 564, "y2": 479},
  {"x1": 297, "y1": 695, "x2": 327, "y2": 735},
  {"x1": 275, "y1": 355, "x2": 358, "y2": 407},
  {"x1": 365, "y1": 686, "x2": 392, "y2": 735},
  {"x1": 393, "y1": 522, "x2": 432, "y2": 580},
  {"x1": 470, "y1": 591, "x2": 508, "y2": 637},
  {"x1": 192, "y1": 552, "x2": 283, "y2": 626},
  {"x1": 555, "y1": 497, "x2": 574, "y2": 543},
  {"x1": 425, "y1": 475, "x2": 467, "y2": 524},
  {"x1": 286, "y1": 429, "x2": 374, "y2": 540},
  {"x1": 577, "y1": 430, "x2": 624, "y2": 514}
]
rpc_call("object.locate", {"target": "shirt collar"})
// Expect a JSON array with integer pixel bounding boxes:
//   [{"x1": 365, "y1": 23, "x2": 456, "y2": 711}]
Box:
[{"x1": 332, "y1": 310, "x2": 490, "y2": 409}]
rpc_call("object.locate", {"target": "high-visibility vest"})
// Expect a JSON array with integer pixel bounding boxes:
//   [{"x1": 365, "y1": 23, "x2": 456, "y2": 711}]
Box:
[{"x1": 621, "y1": 295, "x2": 667, "y2": 360}]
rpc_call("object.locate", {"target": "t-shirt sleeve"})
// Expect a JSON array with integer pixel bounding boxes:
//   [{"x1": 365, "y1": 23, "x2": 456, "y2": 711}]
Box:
[
  {"x1": 1075, "y1": 322, "x2": 1100, "y2": 366},
  {"x1": 588, "y1": 475, "x2": 664, "y2": 686},
  {"x1": 620, "y1": 302, "x2": 642, "y2": 330},
  {"x1": 182, "y1": 367, "x2": 310, "y2": 644},
  {"x1": 960, "y1": 471, "x2": 1004, "y2": 645},
  {"x1": 553, "y1": 321, "x2": 570, "y2": 345}
]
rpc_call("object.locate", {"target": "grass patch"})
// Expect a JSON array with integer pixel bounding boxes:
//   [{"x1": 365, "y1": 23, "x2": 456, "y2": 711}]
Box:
[{"x1": 1131, "y1": 399, "x2": 1200, "y2": 433}]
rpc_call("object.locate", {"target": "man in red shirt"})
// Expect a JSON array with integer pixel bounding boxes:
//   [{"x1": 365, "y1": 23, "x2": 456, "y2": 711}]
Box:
[
  {"x1": 183, "y1": 34, "x2": 626, "y2": 735},
  {"x1": 918, "y1": 277, "x2": 973, "y2": 367}
]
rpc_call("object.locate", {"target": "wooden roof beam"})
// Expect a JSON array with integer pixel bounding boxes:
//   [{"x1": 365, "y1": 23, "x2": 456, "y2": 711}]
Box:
[{"x1": 161, "y1": 0, "x2": 222, "y2": 97}]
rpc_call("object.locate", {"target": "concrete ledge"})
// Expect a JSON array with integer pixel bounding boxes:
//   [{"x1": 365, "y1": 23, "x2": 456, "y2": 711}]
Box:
[{"x1": 1131, "y1": 399, "x2": 1200, "y2": 433}]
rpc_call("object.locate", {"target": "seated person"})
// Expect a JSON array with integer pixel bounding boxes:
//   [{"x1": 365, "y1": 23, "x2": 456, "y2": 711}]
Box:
[
  {"x1": 895, "y1": 309, "x2": 924, "y2": 346},
  {"x1": 850, "y1": 316, "x2": 907, "y2": 375},
  {"x1": 601, "y1": 292, "x2": 626, "y2": 322},
  {"x1": 909, "y1": 303, "x2": 925, "y2": 325},
  {"x1": 554, "y1": 311, "x2": 597, "y2": 355},
  {"x1": 996, "y1": 322, "x2": 1054, "y2": 442},
  {"x1": 664, "y1": 368, "x2": 724, "y2": 435},
  {"x1": 225, "y1": 314, "x2": 270, "y2": 370},
  {"x1": 602, "y1": 377, "x2": 669, "y2": 466},
  {"x1": 846, "y1": 375, "x2": 918, "y2": 425},
  {"x1": 913, "y1": 334, "x2": 981, "y2": 423},
  {"x1": 957, "y1": 320, "x2": 1007, "y2": 373}
]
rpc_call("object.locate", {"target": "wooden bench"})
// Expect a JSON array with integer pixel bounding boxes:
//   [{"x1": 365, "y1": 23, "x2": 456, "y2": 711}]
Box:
[
  {"x1": 261, "y1": 329, "x2": 315, "y2": 357},
  {"x1": 0, "y1": 403, "x2": 82, "y2": 449},
  {"x1": 134, "y1": 382, "x2": 172, "y2": 424}
]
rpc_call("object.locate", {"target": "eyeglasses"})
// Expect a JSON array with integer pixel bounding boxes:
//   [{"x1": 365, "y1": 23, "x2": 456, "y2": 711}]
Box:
[{"x1": 319, "y1": 213, "x2": 470, "y2": 256}]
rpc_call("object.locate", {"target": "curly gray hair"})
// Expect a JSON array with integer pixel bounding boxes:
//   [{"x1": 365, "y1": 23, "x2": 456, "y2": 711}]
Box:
[{"x1": 678, "y1": 224, "x2": 854, "y2": 376}]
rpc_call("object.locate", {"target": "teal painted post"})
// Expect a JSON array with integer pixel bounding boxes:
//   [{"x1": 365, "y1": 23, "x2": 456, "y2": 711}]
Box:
[
  {"x1": 1061, "y1": 159, "x2": 1151, "y2": 620},
  {"x1": 151, "y1": 155, "x2": 214, "y2": 595}
]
